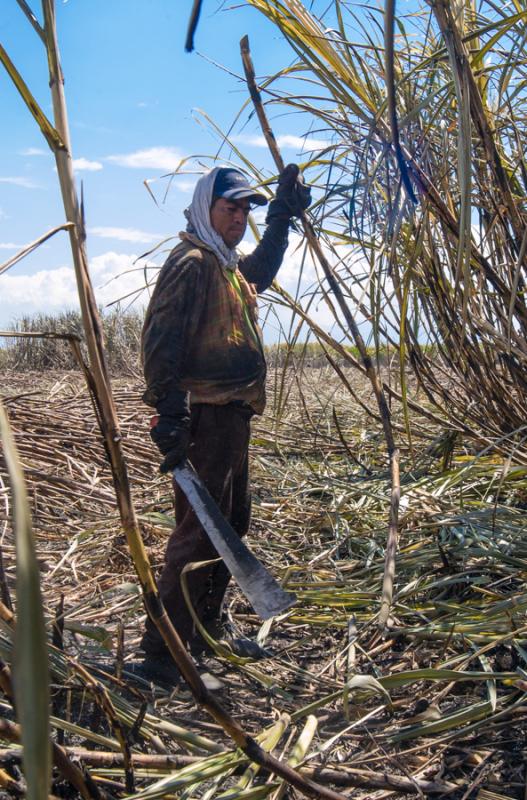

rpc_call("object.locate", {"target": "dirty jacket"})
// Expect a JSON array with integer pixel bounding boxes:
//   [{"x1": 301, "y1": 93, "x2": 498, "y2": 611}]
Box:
[{"x1": 142, "y1": 218, "x2": 289, "y2": 417}]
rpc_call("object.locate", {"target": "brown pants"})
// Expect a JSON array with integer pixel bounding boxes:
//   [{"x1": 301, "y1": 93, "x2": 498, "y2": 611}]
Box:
[{"x1": 141, "y1": 403, "x2": 252, "y2": 654}]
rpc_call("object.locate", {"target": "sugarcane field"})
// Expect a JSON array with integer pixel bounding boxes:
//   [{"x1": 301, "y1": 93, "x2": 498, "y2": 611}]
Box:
[{"x1": 1, "y1": 1, "x2": 527, "y2": 798}]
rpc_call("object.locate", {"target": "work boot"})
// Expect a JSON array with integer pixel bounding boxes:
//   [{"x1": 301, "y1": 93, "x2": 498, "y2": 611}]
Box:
[
  {"x1": 227, "y1": 636, "x2": 269, "y2": 659},
  {"x1": 190, "y1": 617, "x2": 269, "y2": 660},
  {"x1": 125, "y1": 652, "x2": 181, "y2": 689},
  {"x1": 125, "y1": 652, "x2": 224, "y2": 692}
]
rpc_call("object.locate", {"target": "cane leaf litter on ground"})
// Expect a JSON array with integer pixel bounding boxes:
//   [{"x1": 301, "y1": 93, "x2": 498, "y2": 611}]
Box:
[{"x1": 1, "y1": 364, "x2": 526, "y2": 797}]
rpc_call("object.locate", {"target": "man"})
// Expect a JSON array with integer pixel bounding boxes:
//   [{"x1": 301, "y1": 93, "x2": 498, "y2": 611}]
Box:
[{"x1": 139, "y1": 163, "x2": 310, "y2": 684}]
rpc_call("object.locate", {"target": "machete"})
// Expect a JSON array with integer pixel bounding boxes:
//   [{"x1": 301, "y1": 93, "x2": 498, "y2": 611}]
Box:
[{"x1": 173, "y1": 461, "x2": 296, "y2": 620}]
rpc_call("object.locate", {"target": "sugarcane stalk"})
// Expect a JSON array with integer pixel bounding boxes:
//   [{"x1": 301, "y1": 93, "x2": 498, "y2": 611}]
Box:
[
  {"x1": 384, "y1": 0, "x2": 417, "y2": 204},
  {"x1": 300, "y1": 765, "x2": 457, "y2": 794},
  {"x1": 240, "y1": 34, "x2": 401, "y2": 628},
  {"x1": 0, "y1": 747, "x2": 200, "y2": 769},
  {"x1": 185, "y1": 0, "x2": 205, "y2": 52}
]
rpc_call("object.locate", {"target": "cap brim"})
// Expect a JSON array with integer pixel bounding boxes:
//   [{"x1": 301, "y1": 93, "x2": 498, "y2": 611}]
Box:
[{"x1": 222, "y1": 188, "x2": 268, "y2": 206}]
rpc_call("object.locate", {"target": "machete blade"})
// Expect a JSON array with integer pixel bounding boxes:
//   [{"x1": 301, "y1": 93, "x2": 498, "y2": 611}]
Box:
[{"x1": 173, "y1": 462, "x2": 296, "y2": 620}]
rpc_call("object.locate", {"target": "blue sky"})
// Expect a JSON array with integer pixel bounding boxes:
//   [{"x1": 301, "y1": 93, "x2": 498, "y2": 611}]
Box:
[{"x1": 1, "y1": 1, "x2": 332, "y2": 338}]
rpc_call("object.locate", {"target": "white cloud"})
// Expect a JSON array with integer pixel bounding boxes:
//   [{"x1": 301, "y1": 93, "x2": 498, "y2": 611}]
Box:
[
  {"x1": 238, "y1": 232, "x2": 367, "y2": 340},
  {"x1": 268, "y1": 234, "x2": 318, "y2": 291},
  {"x1": 106, "y1": 146, "x2": 184, "y2": 171},
  {"x1": 234, "y1": 134, "x2": 329, "y2": 152},
  {"x1": 0, "y1": 208, "x2": 7, "y2": 221},
  {"x1": 238, "y1": 232, "x2": 318, "y2": 303},
  {"x1": 174, "y1": 180, "x2": 196, "y2": 193},
  {"x1": 72, "y1": 157, "x2": 103, "y2": 172},
  {"x1": 249, "y1": 207, "x2": 267, "y2": 226},
  {"x1": 278, "y1": 134, "x2": 329, "y2": 151},
  {"x1": 0, "y1": 177, "x2": 39, "y2": 189},
  {"x1": 91, "y1": 252, "x2": 152, "y2": 306},
  {"x1": 19, "y1": 147, "x2": 48, "y2": 157},
  {"x1": 0, "y1": 243, "x2": 26, "y2": 251},
  {"x1": 0, "y1": 239, "x2": 366, "y2": 342},
  {"x1": 0, "y1": 252, "x2": 151, "y2": 327},
  {"x1": 1, "y1": 245, "x2": 314, "y2": 337},
  {"x1": 89, "y1": 226, "x2": 168, "y2": 244},
  {"x1": 1, "y1": 266, "x2": 79, "y2": 318}
]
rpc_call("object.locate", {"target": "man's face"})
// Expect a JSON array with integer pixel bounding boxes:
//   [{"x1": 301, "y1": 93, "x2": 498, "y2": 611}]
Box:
[{"x1": 210, "y1": 197, "x2": 250, "y2": 248}]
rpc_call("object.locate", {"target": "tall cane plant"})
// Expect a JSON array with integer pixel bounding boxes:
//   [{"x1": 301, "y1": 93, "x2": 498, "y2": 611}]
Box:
[{"x1": 243, "y1": 0, "x2": 527, "y2": 452}]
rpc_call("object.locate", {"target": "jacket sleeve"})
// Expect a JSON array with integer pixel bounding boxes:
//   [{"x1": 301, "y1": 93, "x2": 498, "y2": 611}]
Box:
[
  {"x1": 238, "y1": 217, "x2": 290, "y2": 293},
  {"x1": 141, "y1": 250, "x2": 202, "y2": 418}
]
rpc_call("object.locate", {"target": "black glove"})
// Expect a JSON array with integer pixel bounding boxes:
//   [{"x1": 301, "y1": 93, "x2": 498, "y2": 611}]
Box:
[
  {"x1": 266, "y1": 163, "x2": 311, "y2": 222},
  {"x1": 150, "y1": 415, "x2": 190, "y2": 474}
]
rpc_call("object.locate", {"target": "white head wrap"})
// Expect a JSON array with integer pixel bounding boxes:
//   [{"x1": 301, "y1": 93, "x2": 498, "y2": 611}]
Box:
[{"x1": 184, "y1": 167, "x2": 239, "y2": 270}]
